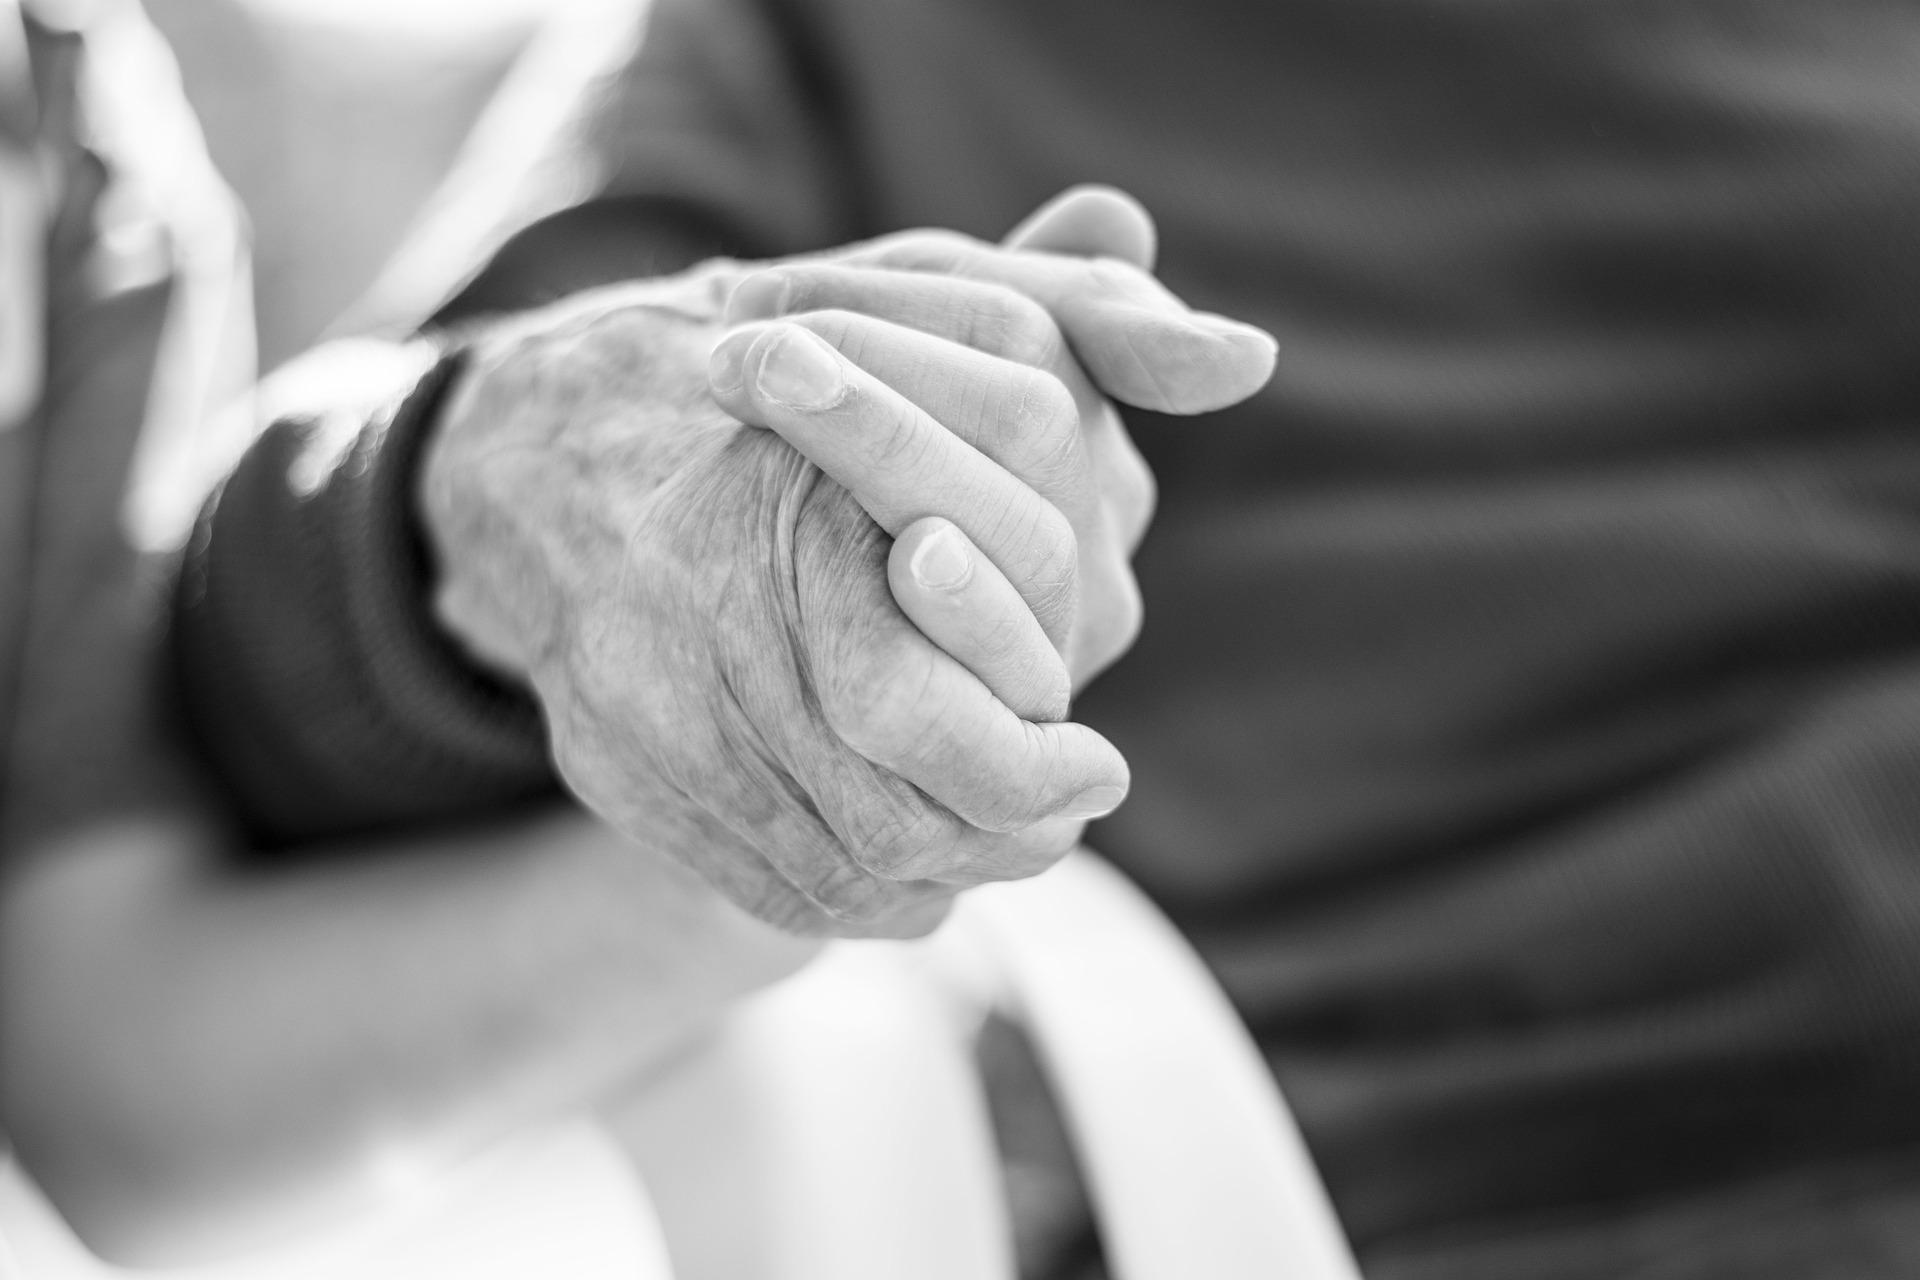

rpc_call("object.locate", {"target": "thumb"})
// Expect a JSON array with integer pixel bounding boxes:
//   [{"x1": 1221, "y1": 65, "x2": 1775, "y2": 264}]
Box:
[{"x1": 1003, "y1": 185, "x2": 1157, "y2": 271}]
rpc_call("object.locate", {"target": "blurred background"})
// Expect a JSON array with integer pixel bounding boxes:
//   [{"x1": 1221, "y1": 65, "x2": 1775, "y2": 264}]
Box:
[{"x1": 145, "y1": 0, "x2": 548, "y2": 371}]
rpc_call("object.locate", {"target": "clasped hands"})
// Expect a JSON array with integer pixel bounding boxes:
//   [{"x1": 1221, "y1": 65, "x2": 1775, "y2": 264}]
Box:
[{"x1": 422, "y1": 187, "x2": 1274, "y2": 936}]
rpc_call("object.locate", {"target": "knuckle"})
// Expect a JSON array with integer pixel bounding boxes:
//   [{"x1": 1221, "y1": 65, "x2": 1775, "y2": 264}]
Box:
[
  {"x1": 891, "y1": 228, "x2": 975, "y2": 253},
  {"x1": 803, "y1": 854, "x2": 948, "y2": 926},
  {"x1": 1008, "y1": 370, "x2": 1084, "y2": 476},
  {"x1": 817, "y1": 380, "x2": 932, "y2": 481},
  {"x1": 964, "y1": 286, "x2": 1064, "y2": 369},
  {"x1": 847, "y1": 794, "x2": 950, "y2": 877},
  {"x1": 793, "y1": 308, "x2": 863, "y2": 358},
  {"x1": 869, "y1": 397, "x2": 936, "y2": 473},
  {"x1": 1015, "y1": 502, "x2": 1080, "y2": 622},
  {"x1": 976, "y1": 599, "x2": 1043, "y2": 667},
  {"x1": 1014, "y1": 367, "x2": 1079, "y2": 434},
  {"x1": 867, "y1": 228, "x2": 976, "y2": 272},
  {"x1": 1084, "y1": 255, "x2": 1151, "y2": 297}
]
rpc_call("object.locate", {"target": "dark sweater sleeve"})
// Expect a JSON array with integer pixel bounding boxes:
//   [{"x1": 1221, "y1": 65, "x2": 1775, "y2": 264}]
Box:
[
  {"x1": 172, "y1": 353, "x2": 555, "y2": 848},
  {"x1": 435, "y1": 195, "x2": 753, "y2": 323}
]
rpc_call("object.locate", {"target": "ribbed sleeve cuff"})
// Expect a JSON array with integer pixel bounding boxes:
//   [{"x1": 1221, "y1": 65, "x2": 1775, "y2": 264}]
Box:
[{"x1": 173, "y1": 350, "x2": 558, "y2": 850}]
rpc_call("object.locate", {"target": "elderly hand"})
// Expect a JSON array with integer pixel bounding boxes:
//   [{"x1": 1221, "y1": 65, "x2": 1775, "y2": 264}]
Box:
[{"x1": 421, "y1": 188, "x2": 1274, "y2": 935}]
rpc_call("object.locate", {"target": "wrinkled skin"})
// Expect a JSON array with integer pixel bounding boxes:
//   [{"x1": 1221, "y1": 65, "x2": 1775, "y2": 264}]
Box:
[{"x1": 423, "y1": 188, "x2": 1275, "y2": 936}]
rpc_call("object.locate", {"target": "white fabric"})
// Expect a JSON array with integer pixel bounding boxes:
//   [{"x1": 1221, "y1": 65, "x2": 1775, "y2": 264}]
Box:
[
  {"x1": 0, "y1": 1121, "x2": 671, "y2": 1280},
  {"x1": 612, "y1": 942, "x2": 1018, "y2": 1280},
  {"x1": 331, "y1": 0, "x2": 654, "y2": 339},
  {"x1": 1, "y1": 852, "x2": 1359, "y2": 1280},
  {"x1": 58, "y1": 0, "x2": 257, "y2": 551}
]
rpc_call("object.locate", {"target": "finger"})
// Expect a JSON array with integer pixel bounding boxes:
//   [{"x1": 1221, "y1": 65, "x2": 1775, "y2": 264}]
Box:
[
  {"x1": 889, "y1": 517, "x2": 1070, "y2": 723},
  {"x1": 701, "y1": 779, "x2": 965, "y2": 939},
  {"x1": 812, "y1": 607, "x2": 1130, "y2": 839},
  {"x1": 726, "y1": 266, "x2": 1155, "y2": 612},
  {"x1": 709, "y1": 320, "x2": 1080, "y2": 644},
  {"x1": 772, "y1": 722, "x2": 1089, "y2": 888},
  {"x1": 729, "y1": 264, "x2": 1080, "y2": 381},
  {"x1": 853, "y1": 807, "x2": 1087, "y2": 888},
  {"x1": 746, "y1": 306, "x2": 1145, "y2": 684},
  {"x1": 1002, "y1": 184, "x2": 1157, "y2": 271},
  {"x1": 550, "y1": 683, "x2": 961, "y2": 937},
  {"x1": 836, "y1": 232, "x2": 1276, "y2": 415},
  {"x1": 715, "y1": 311, "x2": 1135, "y2": 681},
  {"x1": 677, "y1": 779, "x2": 963, "y2": 939},
  {"x1": 679, "y1": 775, "x2": 967, "y2": 936},
  {"x1": 727, "y1": 267, "x2": 1109, "y2": 522},
  {"x1": 771, "y1": 309, "x2": 1094, "y2": 520},
  {"x1": 785, "y1": 739, "x2": 1089, "y2": 887},
  {"x1": 779, "y1": 486, "x2": 1110, "y2": 888},
  {"x1": 922, "y1": 817, "x2": 1090, "y2": 887}
]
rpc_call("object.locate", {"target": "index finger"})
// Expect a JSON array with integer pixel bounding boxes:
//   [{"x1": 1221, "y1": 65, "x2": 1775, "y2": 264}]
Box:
[
  {"x1": 709, "y1": 319, "x2": 1082, "y2": 645},
  {"x1": 835, "y1": 232, "x2": 1277, "y2": 415}
]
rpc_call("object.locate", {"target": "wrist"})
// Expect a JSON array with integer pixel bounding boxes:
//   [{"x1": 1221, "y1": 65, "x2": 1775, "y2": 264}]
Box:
[
  {"x1": 171, "y1": 337, "x2": 554, "y2": 848},
  {"x1": 417, "y1": 331, "x2": 577, "y2": 682}
]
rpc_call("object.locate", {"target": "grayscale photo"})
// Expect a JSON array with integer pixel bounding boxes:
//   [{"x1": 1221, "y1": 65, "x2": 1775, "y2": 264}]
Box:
[{"x1": 0, "y1": 0, "x2": 1916, "y2": 1276}]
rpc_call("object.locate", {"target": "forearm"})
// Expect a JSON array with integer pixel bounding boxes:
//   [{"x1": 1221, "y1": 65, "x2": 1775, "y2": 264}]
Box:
[{"x1": 0, "y1": 808, "x2": 816, "y2": 1265}]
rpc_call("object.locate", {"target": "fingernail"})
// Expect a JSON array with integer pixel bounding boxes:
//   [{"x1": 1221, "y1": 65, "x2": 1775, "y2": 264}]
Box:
[
  {"x1": 758, "y1": 327, "x2": 848, "y2": 410},
  {"x1": 728, "y1": 270, "x2": 792, "y2": 321},
  {"x1": 909, "y1": 523, "x2": 974, "y2": 592},
  {"x1": 1055, "y1": 784, "x2": 1126, "y2": 820},
  {"x1": 708, "y1": 328, "x2": 755, "y2": 396}
]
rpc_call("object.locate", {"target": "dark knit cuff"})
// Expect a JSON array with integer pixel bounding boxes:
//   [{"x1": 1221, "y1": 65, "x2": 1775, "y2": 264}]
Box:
[{"x1": 174, "y1": 349, "x2": 558, "y2": 850}]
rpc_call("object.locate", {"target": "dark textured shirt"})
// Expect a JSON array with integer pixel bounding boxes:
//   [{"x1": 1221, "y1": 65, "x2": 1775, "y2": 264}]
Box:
[{"x1": 180, "y1": 0, "x2": 1920, "y2": 1273}]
